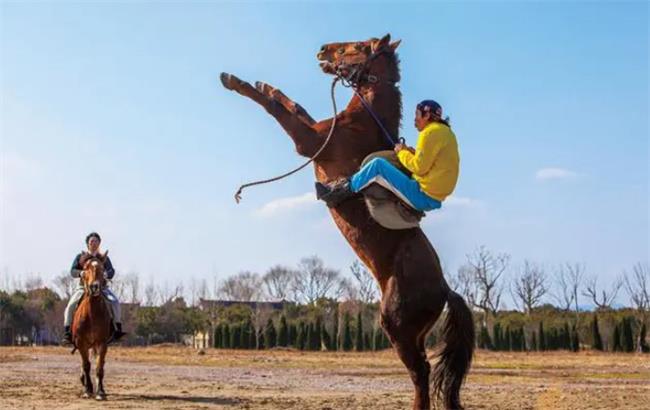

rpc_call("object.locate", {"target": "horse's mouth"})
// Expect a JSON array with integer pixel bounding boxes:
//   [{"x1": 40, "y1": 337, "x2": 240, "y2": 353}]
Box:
[{"x1": 319, "y1": 60, "x2": 336, "y2": 74}]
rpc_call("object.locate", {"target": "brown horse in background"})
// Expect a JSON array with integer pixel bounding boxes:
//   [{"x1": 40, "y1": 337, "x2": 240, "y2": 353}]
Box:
[
  {"x1": 220, "y1": 33, "x2": 475, "y2": 409},
  {"x1": 71, "y1": 253, "x2": 112, "y2": 400}
]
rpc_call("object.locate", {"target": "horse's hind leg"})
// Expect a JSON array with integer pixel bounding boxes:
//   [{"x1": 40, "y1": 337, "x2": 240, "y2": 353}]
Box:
[
  {"x1": 79, "y1": 348, "x2": 93, "y2": 398},
  {"x1": 381, "y1": 278, "x2": 433, "y2": 410},
  {"x1": 95, "y1": 344, "x2": 107, "y2": 400}
]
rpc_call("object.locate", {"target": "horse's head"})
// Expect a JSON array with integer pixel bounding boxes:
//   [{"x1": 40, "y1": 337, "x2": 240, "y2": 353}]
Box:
[
  {"x1": 317, "y1": 34, "x2": 401, "y2": 85},
  {"x1": 80, "y1": 252, "x2": 108, "y2": 297}
]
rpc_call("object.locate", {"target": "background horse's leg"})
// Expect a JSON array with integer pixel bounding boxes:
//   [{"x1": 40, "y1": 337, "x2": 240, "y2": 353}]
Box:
[
  {"x1": 94, "y1": 344, "x2": 107, "y2": 401},
  {"x1": 220, "y1": 72, "x2": 323, "y2": 157},
  {"x1": 79, "y1": 348, "x2": 93, "y2": 398}
]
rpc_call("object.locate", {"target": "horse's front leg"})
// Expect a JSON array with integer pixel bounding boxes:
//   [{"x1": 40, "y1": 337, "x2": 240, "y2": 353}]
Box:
[
  {"x1": 79, "y1": 348, "x2": 93, "y2": 398},
  {"x1": 94, "y1": 344, "x2": 107, "y2": 401},
  {"x1": 253, "y1": 81, "x2": 316, "y2": 126},
  {"x1": 220, "y1": 72, "x2": 323, "y2": 157}
]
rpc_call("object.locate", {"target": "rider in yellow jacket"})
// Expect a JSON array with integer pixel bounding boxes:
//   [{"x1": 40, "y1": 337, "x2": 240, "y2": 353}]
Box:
[{"x1": 316, "y1": 100, "x2": 459, "y2": 210}]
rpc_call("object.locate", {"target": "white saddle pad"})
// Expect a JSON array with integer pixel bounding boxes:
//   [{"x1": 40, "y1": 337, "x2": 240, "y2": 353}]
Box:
[{"x1": 360, "y1": 151, "x2": 425, "y2": 230}]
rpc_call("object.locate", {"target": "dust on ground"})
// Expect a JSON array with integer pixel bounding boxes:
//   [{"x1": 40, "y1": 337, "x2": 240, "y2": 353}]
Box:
[{"x1": 0, "y1": 346, "x2": 648, "y2": 409}]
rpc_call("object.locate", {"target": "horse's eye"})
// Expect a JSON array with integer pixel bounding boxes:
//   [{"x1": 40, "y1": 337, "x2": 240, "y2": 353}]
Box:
[
  {"x1": 337, "y1": 47, "x2": 345, "y2": 55},
  {"x1": 354, "y1": 43, "x2": 363, "y2": 51}
]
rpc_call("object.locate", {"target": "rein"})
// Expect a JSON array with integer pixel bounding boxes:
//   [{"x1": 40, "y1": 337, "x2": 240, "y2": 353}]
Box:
[
  {"x1": 233, "y1": 49, "x2": 400, "y2": 203},
  {"x1": 234, "y1": 77, "x2": 341, "y2": 203},
  {"x1": 339, "y1": 75, "x2": 402, "y2": 147}
]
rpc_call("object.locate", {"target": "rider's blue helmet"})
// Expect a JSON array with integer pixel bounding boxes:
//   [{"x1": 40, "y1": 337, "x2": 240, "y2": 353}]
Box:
[{"x1": 416, "y1": 100, "x2": 443, "y2": 118}]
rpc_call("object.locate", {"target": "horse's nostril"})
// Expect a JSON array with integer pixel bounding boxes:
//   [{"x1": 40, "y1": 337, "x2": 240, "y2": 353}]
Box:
[{"x1": 320, "y1": 45, "x2": 326, "y2": 52}]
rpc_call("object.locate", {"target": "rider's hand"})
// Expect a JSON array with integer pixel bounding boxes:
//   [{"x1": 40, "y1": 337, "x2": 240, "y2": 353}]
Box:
[{"x1": 394, "y1": 143, "x2": 406, "y2": 153}]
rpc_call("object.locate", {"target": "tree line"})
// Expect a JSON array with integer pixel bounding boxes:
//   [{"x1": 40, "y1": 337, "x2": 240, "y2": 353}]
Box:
[{"x1": 1, "y1": 250, "x2": 647, "y2": 353}]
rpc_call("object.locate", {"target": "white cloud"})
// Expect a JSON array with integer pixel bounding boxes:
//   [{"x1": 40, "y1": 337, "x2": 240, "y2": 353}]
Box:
[
  {"x1": 535, "y1": 167, "x2": 578, "y2": 181},
  {"x1": 444, "y1": 195, "x2": 477, "y2": 207},
  {"x1": 254, "y1": 192, "x2": 317, "y2": 217}
]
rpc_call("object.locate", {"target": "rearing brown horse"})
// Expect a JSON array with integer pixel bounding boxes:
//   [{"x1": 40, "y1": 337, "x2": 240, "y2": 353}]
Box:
[
  {"x1": 71, "y1": 253, "x2": 112, "y2": 400},
  {"x1": 220, "y1": 34, "x2": 475, "y2": 410}
]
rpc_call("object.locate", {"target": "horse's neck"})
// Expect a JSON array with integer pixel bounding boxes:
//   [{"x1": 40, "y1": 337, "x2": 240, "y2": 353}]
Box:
[
  {"x1": 83, "y1": 294, "x2": 108, "y2": 316},
  {"x1": 352, "y1": 82, "x2": 401, "y2": 142}
]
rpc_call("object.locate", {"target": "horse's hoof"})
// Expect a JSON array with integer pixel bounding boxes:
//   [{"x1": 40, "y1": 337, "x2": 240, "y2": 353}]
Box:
[
  {"x1": 82, "y1": 392, "x2": 92, "y2": 399},
  {"x1": 220, "y1": 72, "x2": 240, "y2": 91},
  {"x1": 96, "y1": 393, "x2": 106, "y2": 401}
]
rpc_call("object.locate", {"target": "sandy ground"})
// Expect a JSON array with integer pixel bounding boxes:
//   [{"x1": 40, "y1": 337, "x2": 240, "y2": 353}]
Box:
[{"x1": 0, "y1": 346, "x2": 648, "y2": 410}]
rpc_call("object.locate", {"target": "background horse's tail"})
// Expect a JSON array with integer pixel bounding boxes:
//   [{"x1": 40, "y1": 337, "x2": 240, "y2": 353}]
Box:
[{"x1": 432, "y1": 290, "x2": 475, "y2": 410}]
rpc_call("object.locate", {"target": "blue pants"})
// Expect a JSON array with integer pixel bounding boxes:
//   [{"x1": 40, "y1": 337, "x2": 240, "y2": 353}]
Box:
[{"x1": 350, "y1": 158, "x2": 442, "y2": 211}]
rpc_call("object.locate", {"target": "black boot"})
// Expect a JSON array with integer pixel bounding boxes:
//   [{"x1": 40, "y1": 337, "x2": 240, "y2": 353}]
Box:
[
  {"x1": 109, "y1": 323, "x2": 127, "y2": 344},
  {"x1": 315, "y1": 179, "x2": 355, "y2": 207},
  {"x1": 61, "y1": 326, "x2": 73, "y2": 346}
]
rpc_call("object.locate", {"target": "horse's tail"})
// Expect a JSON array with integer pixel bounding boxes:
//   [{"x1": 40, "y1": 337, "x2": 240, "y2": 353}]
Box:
[{"x1": 432, "y1": 290, "x2": 475, "y2": 410}]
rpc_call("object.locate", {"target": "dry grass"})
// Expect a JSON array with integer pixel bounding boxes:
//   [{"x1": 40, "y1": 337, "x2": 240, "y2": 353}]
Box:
[{"x1": 0, "y1": 346, "x2": 648, "y2": 409}]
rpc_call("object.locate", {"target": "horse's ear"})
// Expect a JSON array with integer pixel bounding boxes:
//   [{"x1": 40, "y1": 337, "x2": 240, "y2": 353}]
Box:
[
  {"x1": 101, "y1": 250, "x2": 109, "y2": 262},
  {"x1": 372, "y1": 34, "x2": 391, "y2": 52},
  {"x1": 389, "y1": 39, "x2": 401, "y2": 51}
]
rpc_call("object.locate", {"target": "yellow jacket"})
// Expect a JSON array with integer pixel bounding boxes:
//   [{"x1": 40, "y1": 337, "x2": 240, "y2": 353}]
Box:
[{"x1": 397, "y1": 122, "x2": 460, "y2": 202}]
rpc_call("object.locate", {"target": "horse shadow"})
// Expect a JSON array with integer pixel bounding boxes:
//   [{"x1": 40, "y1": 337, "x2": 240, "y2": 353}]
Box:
[{"x1": 112, "y1": 393, "x2": 243, "y2": 406}]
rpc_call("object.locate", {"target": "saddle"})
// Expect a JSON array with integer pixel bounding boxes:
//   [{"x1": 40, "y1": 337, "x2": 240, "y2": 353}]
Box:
[{"x1": 359, "y1": 151, "x2": 425, "y2": 230}]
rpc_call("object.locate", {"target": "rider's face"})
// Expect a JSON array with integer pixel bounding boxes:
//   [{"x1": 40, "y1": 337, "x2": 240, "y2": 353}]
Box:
[
  {"x1": 87, "y1": 237, "x2": 100, "y2": 253},
  {"x1": 414, "y1": 109, "x2": 431, "y2": 132}
]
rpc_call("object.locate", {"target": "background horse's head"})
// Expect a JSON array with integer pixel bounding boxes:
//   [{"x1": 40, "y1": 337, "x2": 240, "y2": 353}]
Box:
[
  {"x1": 80, "y1": 253, "x2": 108, "y2": 297},
  {"x1": 317, "y1": 33, "x2": 401, "y2": 86}
]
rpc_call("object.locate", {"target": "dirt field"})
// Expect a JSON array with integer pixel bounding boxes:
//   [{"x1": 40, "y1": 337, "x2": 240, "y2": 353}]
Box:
[{"x1": 0, "y1": 346, "x2": 648, "y2": 410}]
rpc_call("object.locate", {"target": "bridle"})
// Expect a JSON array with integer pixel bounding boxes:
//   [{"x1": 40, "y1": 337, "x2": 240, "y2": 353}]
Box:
[
  {"x1": 81, "y1": 260, "x2": 105, "y2": 297},
  {"x1": 233, "y1": 46, "x2": 401, "y2": 203},
  {"x1": 334, "y1": 45, "x2": 396, "y2": 89}
]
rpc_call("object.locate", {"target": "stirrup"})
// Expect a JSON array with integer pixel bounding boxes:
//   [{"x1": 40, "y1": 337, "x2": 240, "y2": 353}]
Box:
[{"x1": 315, "y1": 180, "x2": 355, "y2": 207}]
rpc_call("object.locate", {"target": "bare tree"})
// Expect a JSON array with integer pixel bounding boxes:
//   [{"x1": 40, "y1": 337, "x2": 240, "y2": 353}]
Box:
[
  {"x1": 158, "y1": 281, "x2": 184, "y2": 304},
  {"x1": 24, "y1": 273, "x2": 43, "y2": 290},
  {"x1": 0, "y1": 267, "x2": 9, "y2": 291},
  {"x1": 337, "y1": 277, "x2": 358, "y2": 301},
  {"x1": 583, "y1": 275, "x2": 623, "y2": 310},
  {"x1": 122, "y1": 272, "x2": 140, "y2": 304},
  {"x1": 551, "y1": 263, "x2": 585, "y2": 316},
  {"x1": 624, "y1": 262, "x2": 650, "y2": 312},
  {"x1": 218, "y1": 271, "x2": 262, "y2": 302},
  {"x1": 197, "y1": 278, "x2": 209, "y2": 302},
  {"x1": 188, "y1": 277, "x2": 198, "y2": 306},
  {"x1": 52, "y1": 271, "x2": 76, "y2": 299},
  {"x1": 349, "y1": 260, "x2": 378, "y2": 304},
  {"x1": 143, "y1": 277, "x2": 157, "y2": 306},
  {"x1": 510, "y1": 260, "x2": 548, "y2": 314},
  {"x1": 623, "y1": 262, "x2": 649, "y2": 352},
  {"x1": 251, "y1": 305, "x2": 273, "y2": 349},
  {"x1": 263, "y1": 265, "x2": 295, "y2": 301},
  {"x1": 292, "y1": 256, "x2": 340, "y2": 304},
  {"x1": 448, "y1": 264, "x2": 476, "y2": 305},
  {"x1": 463, "y1": 246, "x2": 510, "y2": 324}
]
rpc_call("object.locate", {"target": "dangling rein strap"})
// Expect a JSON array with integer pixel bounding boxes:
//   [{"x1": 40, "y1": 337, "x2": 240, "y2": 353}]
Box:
[
  {"x1": 234, "y1": 77, "x2": 340, "y2": 203},
  {"x1": 349, "y1": 85, "x2": 403, "y2": 147}
]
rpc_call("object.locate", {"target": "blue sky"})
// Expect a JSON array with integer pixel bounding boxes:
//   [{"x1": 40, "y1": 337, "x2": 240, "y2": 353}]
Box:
[{"x1": 1, "y1": 1, "x2": 648, "y2": 305}]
